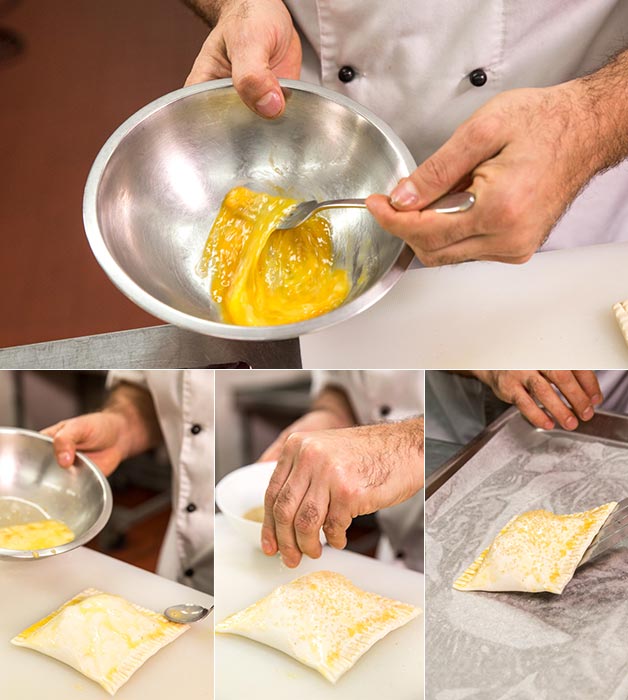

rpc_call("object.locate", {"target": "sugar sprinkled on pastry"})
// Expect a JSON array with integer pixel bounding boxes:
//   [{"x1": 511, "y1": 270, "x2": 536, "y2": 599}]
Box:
[
  {"x1": 11, "y1": 589, "x2": 189, "y2": 695},
  {"x1": 215, "y1": 570, "x2": 420, "y2": 683},
  {"x1": 613, "y1": 300, "x2": 628, "y2": 347},
  {"x1": 453, "y1": 502, "x2": 617, "y2": 595},
  {"x1": 0, "y1": 519, "x2": 74, "y2": 550}
]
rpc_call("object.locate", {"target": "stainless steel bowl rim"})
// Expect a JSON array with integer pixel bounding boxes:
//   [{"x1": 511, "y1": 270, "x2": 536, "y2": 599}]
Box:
[
  {"x1": 0, "y1": 427, "x2": 113, "y2": 560},
  {"x1": 83, "y1": 79, "x2": 416, "y2": 341}
]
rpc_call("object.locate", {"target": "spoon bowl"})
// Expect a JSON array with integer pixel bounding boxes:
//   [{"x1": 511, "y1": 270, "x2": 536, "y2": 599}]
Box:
[{"x1": 164, "y1": 603, "x2": 212, "y2": 624}]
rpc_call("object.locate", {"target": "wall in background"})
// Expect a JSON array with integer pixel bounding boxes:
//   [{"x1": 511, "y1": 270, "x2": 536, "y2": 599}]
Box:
[
  {"x1": 0, "y1": 0, "x2": 207, "y2": 346},
  {"x1": 215, "y1": 370, "x2": 310, "y2": 481}
]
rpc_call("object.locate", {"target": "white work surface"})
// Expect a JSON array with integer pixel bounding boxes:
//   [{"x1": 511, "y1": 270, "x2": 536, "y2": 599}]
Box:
[
  {"x1": 0, "y1": 547, "x2": 213, "y2": 700},
  {"x1": 300, "y1": 242, "x2": 628, "y2": 368},
  {"x1": 214, "y1": 514, "x2": 423, "y2": 700}
]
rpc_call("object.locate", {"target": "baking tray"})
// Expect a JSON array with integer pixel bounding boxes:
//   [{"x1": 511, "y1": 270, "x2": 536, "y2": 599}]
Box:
[{"x1": 425, "y1": 408, "x2": 628, "y2": 700}]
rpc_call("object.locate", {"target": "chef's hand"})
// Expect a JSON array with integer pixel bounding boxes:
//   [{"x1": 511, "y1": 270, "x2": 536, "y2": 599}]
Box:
[
  {"x1": 41, "y1": 382, "x2": 162, "y2": 476},
  {"x1": 259, "y1": 386, "x2": 358, "y2": 462},
  {"x1": 472, "y1": 370, "x2": 603, "y2": 430},
  {"x1": 184, "y1": 0, "x2": 301, "y2": 118},
  {"x1": 366, "y1": 81, "x2": 615, "y2": 265},
  {"x1": 259, "y1": 410, "x2": 356, "y2": 462},
  {"x1": 41, "y1": 412, "x2": 132, "y2": 476},
  {"x1": 261, "y1": 418, "x2": 424, "y2": 567}
]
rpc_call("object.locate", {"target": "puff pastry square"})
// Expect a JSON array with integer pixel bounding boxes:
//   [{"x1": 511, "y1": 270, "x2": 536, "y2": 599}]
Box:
[
  {"x1": 11, "y1": 589, "x2": 189, "y2": 695},
  {"x1": 613, "y1": 300, "x2": 628, "y2": 347},
  {"x1": 215, "y1": 570, "x2": 421, "y2": 683},
  {"x1": 453, "y1": 502, "x2": 617, "y2": 595}
]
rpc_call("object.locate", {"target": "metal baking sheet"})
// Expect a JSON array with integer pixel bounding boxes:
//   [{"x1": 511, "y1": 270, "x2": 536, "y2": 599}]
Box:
[{"x1": 426, "y1": 409, "x2": 628, "y2": 700}]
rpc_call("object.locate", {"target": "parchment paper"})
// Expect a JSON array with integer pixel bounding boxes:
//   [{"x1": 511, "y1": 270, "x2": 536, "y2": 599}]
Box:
[{"x1": 426, "y1": 413, "x2": 628, "y2": 700}]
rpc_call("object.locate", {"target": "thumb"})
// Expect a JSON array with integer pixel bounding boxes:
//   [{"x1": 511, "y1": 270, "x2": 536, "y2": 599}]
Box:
[
  {"x1": 389, "y1": 116, "x2": 504, "y2": 210},
  {"x1": 259, "y1": 441, "x2": 283, "y2": 463},
  {"x1": 230, "y1": 44, "x2": 285, "y2": 119},
  {"x1": 49, "y1": 417, "x2": 95, "y2": 468}
]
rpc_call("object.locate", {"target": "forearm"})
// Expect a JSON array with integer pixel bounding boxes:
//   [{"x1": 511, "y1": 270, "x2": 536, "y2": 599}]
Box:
[
  {"x1": 396, "y1": 416, "x2": 424, "y2": 494},
  {"x1": 569, "y1": 48, "x2": 628, "y2": 174},
  {"x1": 311, "y1": 386, "x2": 357, "y2": 428},
  {"x1": 181, "y1": 0, "x2": 231, "y2": 27},
  {"x1": 362, "y1": 416, "x2": 424, "y2": 497},
  {"x1": 103, "y1": 382, "x2": 162, "y2": 460}
]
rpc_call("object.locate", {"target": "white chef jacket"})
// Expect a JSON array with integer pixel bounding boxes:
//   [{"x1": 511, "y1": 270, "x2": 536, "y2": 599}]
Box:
[
  {"x1": 312, "y1": 370, "x2": 424, "y2": 571},
  {"x1": 284, "y1": 1, "x2": 628, "y2": 250},
  {"x1": 107, "y1": 370, "x2": 214, "y2": 594}
]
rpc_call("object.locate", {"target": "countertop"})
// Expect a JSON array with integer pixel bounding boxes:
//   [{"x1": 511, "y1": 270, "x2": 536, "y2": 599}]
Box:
[
  {"x1": 0, "y1": 547, "x2": 213, "y2": 699},
  {"x1": 301, "y1": 242, "x2": 628, "y2": 368}
]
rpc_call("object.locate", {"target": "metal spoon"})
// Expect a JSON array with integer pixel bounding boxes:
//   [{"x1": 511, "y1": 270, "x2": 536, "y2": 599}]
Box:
[
  {"x1": 164, "y1": 603, "x2": 212, "y2": 624},
  {"x1": 275, "y1": 190, "x2": 475, "y2": 230}
]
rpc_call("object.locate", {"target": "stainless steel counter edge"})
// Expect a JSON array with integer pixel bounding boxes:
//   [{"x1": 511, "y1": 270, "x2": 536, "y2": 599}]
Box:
[
  {"x1": 425, "y1": 407, "x2": 628, "y2": 499},
  {"x1": 0, "y1": 324, "x2": 302, "y2": 369}
]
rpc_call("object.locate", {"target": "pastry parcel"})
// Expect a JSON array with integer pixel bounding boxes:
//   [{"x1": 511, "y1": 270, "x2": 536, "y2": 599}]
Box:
[
  {"x1": 453, "y1": 502, "x2": 617, "y2": 594},
  {"x1": 11, "y1": 589, "x2": 189, "y2": 695},
  {"x1": 215, "y1": 570, "x2": 421, "y2": 683}
]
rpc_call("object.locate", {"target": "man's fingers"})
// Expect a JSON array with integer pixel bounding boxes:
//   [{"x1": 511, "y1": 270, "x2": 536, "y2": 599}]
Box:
[
  {"x1": 510, "y1": 388, "x2": 555, "y2": 431},
  {"x1": 389, "y1": 115, "x2": 505, "y2": 210},
  {"x1": 322, "y1": 491, "x2": 353, "y2": 551},
  {"x1": 40, "y1": 421, "x2": 66, "y2": 438},
  {"x1": 184, "y1": 34, "x2": 230, "y2": 86},
  {"x1": 573, "y1": 371, "x2": 603, "y2": 406},
  {"x1": 366, "y1": 195, "x2": 477, "y2": 252},
  {"x1": 542, "y1": 371, "x2": 595, "y2": 422},
  {"x1": 261, "y1": 435, "x2": 300, "y2": 556},
  {"x1": 272, "y1": 472, "x2": 310, "y2": 568},
  {"x1": 259, "y1": 438, "x2": 285, "y2": 463},
  {"x1": 294, "y1": 483, "x2": 328, "y2": 560},
  {"x1": 230, "y1": 41, "x2": 284, "y2": 118},
  {"x1": 49, "y1": 418, "x2": 95, "y2": 468},
  {"x1": 525, "y1": 375, "x2": 578, "y2": 430}
]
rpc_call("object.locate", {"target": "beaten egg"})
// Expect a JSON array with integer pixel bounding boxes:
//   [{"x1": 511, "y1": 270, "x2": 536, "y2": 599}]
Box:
[
  {"x1": 198, "y1": 187, "x2": 351, "y2": 325},
  {"x1": 0, "y1": 519, "x2": 74, "y2": 550}
]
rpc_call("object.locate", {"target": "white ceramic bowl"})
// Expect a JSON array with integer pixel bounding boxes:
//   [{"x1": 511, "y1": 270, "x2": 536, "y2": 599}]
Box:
[{"x1": 215, "y1": 461, "x2": 276, "y2": 549}]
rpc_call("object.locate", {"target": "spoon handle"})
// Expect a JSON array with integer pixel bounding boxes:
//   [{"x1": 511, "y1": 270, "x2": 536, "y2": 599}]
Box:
[
  {"x1": 316, "y1": 191, "x2": 475, "y2": 216},
  {"x1": 426, "y1": 191, "x2": 475, "y2": 213},
  {"x1": 315, "y1": 198, "x2": 367, "y2": 212}
]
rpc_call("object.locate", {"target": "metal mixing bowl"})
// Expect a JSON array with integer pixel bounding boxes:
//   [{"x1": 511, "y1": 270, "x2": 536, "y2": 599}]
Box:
[
  {"x1": 84, "y1": 79, "x2": 415, "y2": 340},
  {"x1": 0, "y1": 427, "x2": 112, "y2": 560}
]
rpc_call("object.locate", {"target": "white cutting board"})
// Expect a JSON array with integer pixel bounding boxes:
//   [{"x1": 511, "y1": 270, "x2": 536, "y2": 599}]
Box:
[
  {"x1": 214, "y1": 515, "x2": 423, "y2": 700},
  {"x1": 300, "y1": 242, "x2": 628, "y2": 368},
  {"x1": 0, "y1": 547, "x2": 213, "y2": 700}
]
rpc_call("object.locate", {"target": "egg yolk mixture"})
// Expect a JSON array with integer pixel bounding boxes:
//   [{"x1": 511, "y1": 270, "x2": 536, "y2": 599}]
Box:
[
  {"x1": 198, "y1": 187, "x2": 351, "y2": 325},
  {"x1": 0, "y1": 519, "x2": 74, "y2": 550},
  {"x1": 243, "y1": 505, "x2": 265, "y2": 523}
]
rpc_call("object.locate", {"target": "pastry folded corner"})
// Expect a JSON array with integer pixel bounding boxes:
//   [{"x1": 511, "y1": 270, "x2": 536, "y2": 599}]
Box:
[
  {"x1": 613, "y1": 300, "x2": 628, "y2": 346},
  {"x1": 453, "y1": 501, "x2": 617, "y2": 595}
]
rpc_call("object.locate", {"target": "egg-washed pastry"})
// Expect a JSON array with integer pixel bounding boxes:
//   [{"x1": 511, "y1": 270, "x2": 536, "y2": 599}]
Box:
[
  {"x1": 198, "y1": 187, "x2": 351, "y2": 326},
  {"x1": 453, "y1": 502, "x2": 617, "y2": 595},
  {"x1": 613, "y1": 300, "x2": 628, "y2": 347},
  {"x1": 11, "y1": 589, "x2": 189, "y2": 695},
  {"x1": 0, "y1": 519, "x2": 74, "y2": 550},
  {"x1": 215, "y1": 570, "x2": 420, "y2": 683}
]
